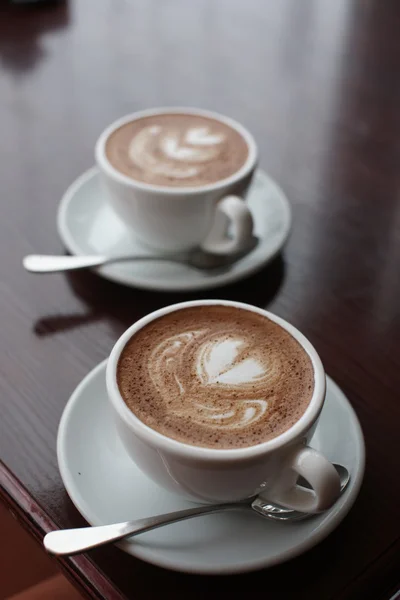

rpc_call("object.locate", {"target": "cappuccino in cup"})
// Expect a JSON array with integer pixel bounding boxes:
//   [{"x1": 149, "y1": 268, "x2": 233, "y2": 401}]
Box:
[
  {"x1": 105, "y1": 113, "x2": 249, "y2": 188},
  {"x1": 107, "y1": 300, "x2": 340, "y2": 508},
  {"x1": 117, "y1": 305, "x2": 314, "y2": 449},
  {"x1": 95, "y1": 108, "x2": 257, "y2": 253}
]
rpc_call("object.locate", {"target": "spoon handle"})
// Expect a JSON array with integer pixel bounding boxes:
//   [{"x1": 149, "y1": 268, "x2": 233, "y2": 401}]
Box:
[
  {"x1": 22, "y1": 253, "x2": 191, "y2": 273},
  {"x1": 44, "y1": 502, "x2": 243, "y2": 555},
  {"x1": 23, "y1": 254, "x2": 109, "y2": 272}
]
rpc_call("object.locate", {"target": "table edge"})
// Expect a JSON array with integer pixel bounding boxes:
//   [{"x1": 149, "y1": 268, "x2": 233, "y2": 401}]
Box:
[{"x1": 0, "y1": 460, "x2": 127, "y2": 600}]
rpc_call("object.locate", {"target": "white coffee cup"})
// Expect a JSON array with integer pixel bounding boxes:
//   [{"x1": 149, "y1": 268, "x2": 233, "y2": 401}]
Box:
[
  {"x1": 95, "y1": 108, "x2": 257, "y2": 253},
  {"x1": 106, "y1": 300, "x2": 341, "y2": 512}
]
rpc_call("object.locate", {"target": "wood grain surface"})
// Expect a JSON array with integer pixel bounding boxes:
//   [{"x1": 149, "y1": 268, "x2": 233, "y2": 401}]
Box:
[{"x1": 0, "y1": 0, "x2": 399, "y2": 598}]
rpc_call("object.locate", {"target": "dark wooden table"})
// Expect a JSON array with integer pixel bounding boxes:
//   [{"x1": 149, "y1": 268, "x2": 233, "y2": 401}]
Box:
[{"x1": 1, "y1": 1, "x2": 399, "y2": 598}]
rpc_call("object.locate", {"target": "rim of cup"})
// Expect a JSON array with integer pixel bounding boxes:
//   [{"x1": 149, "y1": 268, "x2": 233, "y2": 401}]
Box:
[
  {"x1": 95, "y1": 107, "x2": 258, "y2": 195},
  {"x1": 106, "y1": 300, "x2": 326, "y2": 462}
]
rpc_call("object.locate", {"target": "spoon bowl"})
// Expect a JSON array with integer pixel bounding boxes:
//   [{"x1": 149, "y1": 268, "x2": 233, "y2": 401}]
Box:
[{"x1": 251, "y1": 464, "x2": 350, "y2": 521}]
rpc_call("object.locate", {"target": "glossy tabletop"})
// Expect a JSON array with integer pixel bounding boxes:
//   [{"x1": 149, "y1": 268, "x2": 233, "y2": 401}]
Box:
[{"x1": 0, "y1": 1, "x2": 399, "y2": 599}]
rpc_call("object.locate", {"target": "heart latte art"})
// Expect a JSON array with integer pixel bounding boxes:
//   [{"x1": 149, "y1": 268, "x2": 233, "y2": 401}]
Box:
[
  {"x1": 149, "y1": 331, "x2": 276, "y2": 430},
  {"x1": 117, "y1": 306, "x2": 314, "y2": 449},
  {"x1": 105, "y1": 113, "x2": 249, "y2": 187}
]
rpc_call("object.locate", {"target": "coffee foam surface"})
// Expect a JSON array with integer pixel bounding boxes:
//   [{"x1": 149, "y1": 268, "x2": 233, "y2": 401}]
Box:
[
  {"x1": 105, "y1": 114, "x2": 248, "y2": 187},
  {"x1": 117, "y1": 306, "x2": 314, "y2": 449}
]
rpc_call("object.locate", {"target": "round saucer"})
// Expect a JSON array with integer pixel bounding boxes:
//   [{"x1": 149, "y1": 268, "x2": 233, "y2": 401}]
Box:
[
  {"x1": 57, "y1": 361, "x2": 365, "y2": 574},
  {"x1": 57, "y1": 167, "x2": 291, "y2": 291}
]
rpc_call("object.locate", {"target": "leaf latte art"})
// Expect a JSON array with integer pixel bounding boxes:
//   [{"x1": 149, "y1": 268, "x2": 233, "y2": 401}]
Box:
[
  {"x1": 128, "y1": 125, "x2": 225, "y2": 181},
  {"x1": 105, "y1": 113, "x2": 249, "y2": 187},
  {"x1": 117, "y1": 306, "x2": 314, "y2": 449}
]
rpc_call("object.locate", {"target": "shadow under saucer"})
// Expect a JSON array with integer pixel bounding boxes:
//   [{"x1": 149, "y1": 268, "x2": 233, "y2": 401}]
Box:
[{"x1": 32, "y1": 253, "x2": 285, "y2": 338}]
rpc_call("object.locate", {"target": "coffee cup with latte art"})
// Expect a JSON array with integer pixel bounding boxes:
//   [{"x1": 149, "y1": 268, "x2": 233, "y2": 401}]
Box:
[
  {"x1": 95, "y1": 108, "x2": 256, "y2": 253},
  {"x1": 106, "y1": 300, "x2": 341, "y2": 510}
]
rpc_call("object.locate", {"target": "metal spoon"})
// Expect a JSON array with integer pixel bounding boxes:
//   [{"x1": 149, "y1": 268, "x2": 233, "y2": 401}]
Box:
[
  {"x1": 23, "y1": 240, "x2": 258, "y2": 274},
  {"x1": 44, "y1": 464, "x2": 349, "y2": 556}
]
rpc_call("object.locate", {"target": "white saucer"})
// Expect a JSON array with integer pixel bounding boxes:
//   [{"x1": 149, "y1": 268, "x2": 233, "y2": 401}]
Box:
[
  {"x1": 57, "y1": 360, "x2": 365, "y2": 575},
  {"x1": 57, "y1": 168, "x2": 291, "y2": 292}
]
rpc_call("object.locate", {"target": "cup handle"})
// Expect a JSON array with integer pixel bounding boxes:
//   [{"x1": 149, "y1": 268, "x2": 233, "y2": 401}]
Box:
[
  {"x1": 202, "y1": 195, "x2": 254, "y2": 255},
  {"x1": 266, "y1": 446, "x2": 341, "y2": 513}
]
